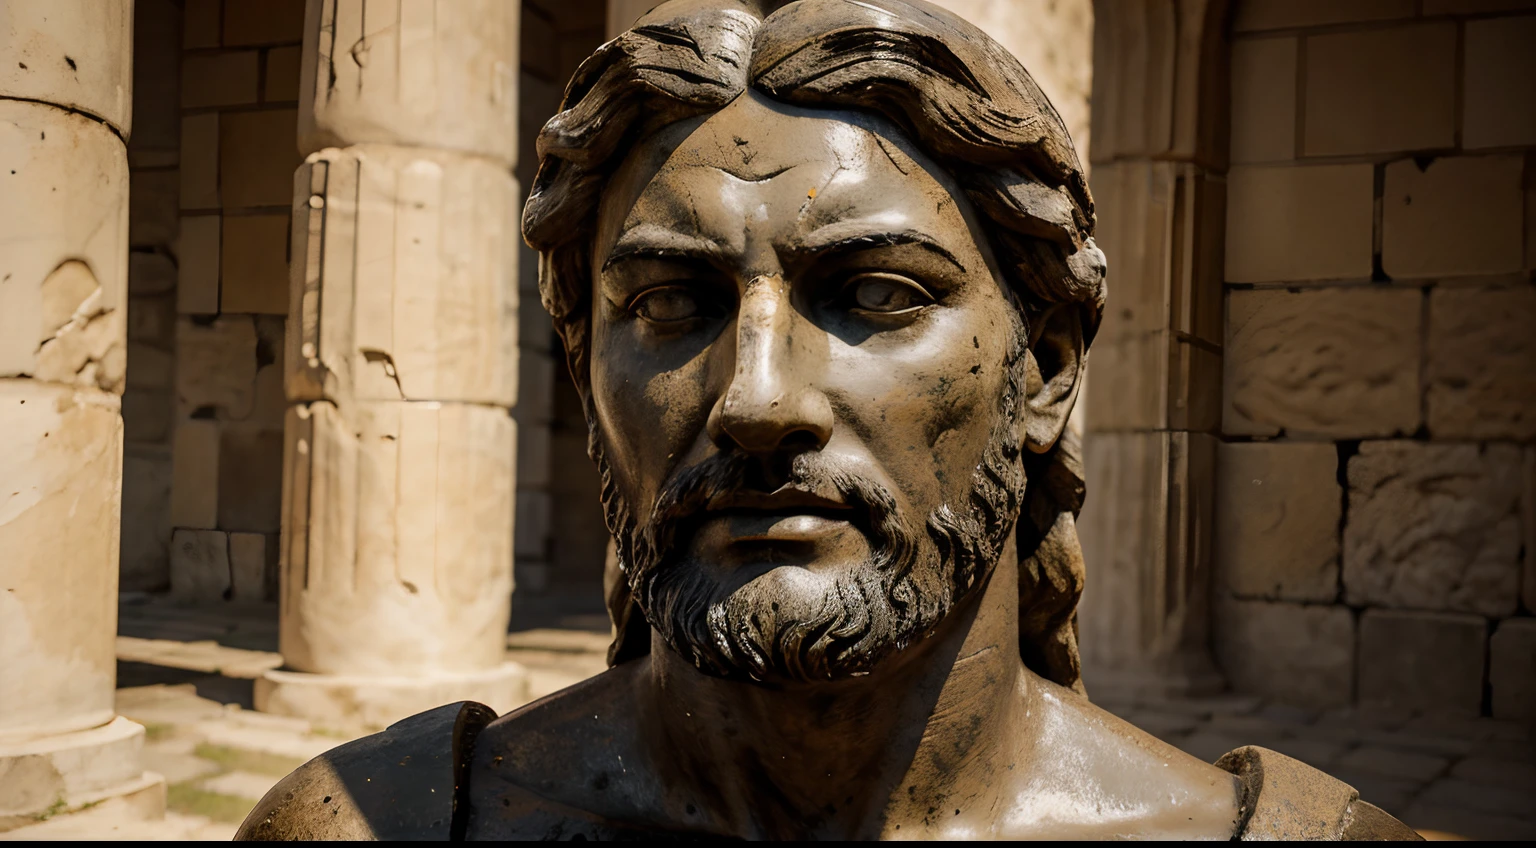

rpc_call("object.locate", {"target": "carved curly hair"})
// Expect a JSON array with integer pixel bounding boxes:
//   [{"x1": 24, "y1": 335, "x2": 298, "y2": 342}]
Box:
[{"x1": 522, "y1": 0, "x2": 1106, "y2": 694}]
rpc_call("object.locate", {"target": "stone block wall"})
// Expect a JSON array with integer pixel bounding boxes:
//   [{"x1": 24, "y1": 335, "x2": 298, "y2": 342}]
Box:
[
  {"x1": 1213, "y1": 0, "x2": 1536, "y2": 720},
  {"x1": 515, "y1": 0, "x2": 610, "y2": 603},
  {"x1": 159, "y1": 0, "x2": 306, "y2": 602},
  {"x1": 121, "y1": 0, "x2": 183, "y2": 591}
]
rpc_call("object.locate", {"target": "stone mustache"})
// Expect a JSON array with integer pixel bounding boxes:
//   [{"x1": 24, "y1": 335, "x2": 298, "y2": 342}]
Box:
[{"x1": 238, "y1": 0, "x2": 1419, "y2": 840}]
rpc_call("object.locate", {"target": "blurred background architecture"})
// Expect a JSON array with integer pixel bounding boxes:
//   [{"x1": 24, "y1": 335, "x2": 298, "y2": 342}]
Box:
[{"x1": 1, "y1": 0, "x2": 1532, "y2": 838}]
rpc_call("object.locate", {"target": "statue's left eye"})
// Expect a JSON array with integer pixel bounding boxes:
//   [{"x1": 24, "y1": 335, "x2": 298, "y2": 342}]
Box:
[
  {"x1": 632, "y1": 287, "x2": 700, "y2": 322},
  {"x1": 847, "y1": 274, "x2": 932, "y2": 314}
]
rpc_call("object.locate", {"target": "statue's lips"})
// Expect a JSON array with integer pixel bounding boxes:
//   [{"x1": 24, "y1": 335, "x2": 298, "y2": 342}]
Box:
[{"x1": 700, "y1": 489, "x2": 855, "y2": 543}]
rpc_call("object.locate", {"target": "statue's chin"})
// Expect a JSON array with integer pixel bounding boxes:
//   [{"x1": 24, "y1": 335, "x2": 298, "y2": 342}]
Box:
[{"x1": 644, "y1": 552, "x2": 958, "y2": 684}]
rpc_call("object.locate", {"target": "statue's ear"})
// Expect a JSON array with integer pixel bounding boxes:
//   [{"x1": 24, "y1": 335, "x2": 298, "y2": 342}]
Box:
[{"x1": 1022, "y1": 303, "x2": 1085, "y2": 454}]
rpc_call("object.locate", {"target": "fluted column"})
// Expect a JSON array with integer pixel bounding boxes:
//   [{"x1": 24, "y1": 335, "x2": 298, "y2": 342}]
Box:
[
  {"x1": 1075, "y1": 0, "x2": 1229, "y2": 696},
  {"x1": 0, "y1": 0, "x2": 166, "y2": 822},
  {"x1": 255, "y1": 0, "x2": 525, "y2": 730}
]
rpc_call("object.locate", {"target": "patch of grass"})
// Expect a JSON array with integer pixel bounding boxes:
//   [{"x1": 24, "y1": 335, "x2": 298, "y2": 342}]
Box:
[
  {"x1": 311, "y1": 726, "x2": 351, "y2": 740},
  {"x1": 193, "y1": 743, "x2": 305, "y2": 778},
  {"x1": 33, "y1": 797, "x2": 67, "y2": 821},
  {"x1": 141, "y1": 721, "x2": 176, "y2": 741},
  {"x1": 166, "y1": 783, "x2": 257, "y2": 824}
]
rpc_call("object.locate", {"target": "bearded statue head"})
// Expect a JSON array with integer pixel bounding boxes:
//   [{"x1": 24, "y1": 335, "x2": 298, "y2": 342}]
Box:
[{"x1": 523, "y1": 0, "x2": 1105, "y2": 692}]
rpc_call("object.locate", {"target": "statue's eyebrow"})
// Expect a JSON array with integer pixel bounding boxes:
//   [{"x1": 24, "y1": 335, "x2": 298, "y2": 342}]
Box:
[
  {"x1": 788, "y1": 223, "x2": 967, "y2": 273},
  {"x1": 602, "y1": 224, "x2": 733, "y2": 272}
]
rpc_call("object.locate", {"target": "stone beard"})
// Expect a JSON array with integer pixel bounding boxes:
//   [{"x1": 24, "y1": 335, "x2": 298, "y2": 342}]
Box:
[{"x1": 603, "y1": 315, "x2": 1029, "y2": 683}]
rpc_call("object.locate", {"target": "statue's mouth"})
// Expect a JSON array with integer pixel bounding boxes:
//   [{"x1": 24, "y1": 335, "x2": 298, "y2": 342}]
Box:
[{"x1": 700, "y1": 487, "x2": 856, "y2": 543}]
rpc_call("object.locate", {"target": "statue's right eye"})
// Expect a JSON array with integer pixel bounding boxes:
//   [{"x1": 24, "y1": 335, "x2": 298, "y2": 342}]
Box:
[
  {"x1": 841, "y1": 272, "x2": 934, "y2": 316},
  {"x1": 631, "y1": 286, "x2": 701, "y2": 323}
]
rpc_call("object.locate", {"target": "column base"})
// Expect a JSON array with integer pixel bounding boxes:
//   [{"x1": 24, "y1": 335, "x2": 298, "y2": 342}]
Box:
[
  {"x1": 0, "y1": 717, "x2": 166, "y2": 831},
  {"x1": 255, "y1": 661, "x2": 528, "y2": 732}
]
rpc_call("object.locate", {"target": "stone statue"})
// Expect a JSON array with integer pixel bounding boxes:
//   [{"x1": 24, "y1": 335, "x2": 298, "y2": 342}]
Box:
[{"x1": 238, "y1": 0, "x2": 1418, "y2": 840}]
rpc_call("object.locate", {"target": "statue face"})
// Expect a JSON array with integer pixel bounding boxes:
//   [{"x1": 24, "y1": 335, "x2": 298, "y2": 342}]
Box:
[{"x1": 587, "y1": 92, "x2": 1028, "y2": 681}]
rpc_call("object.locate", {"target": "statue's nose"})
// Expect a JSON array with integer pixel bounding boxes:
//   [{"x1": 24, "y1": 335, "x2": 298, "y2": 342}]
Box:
[{"x1": 707, "y1": 275, "x2": 834, "y2": 455}]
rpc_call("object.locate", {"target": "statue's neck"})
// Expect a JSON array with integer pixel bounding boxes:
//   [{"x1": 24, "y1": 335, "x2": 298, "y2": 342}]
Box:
[{"x1": 639, "y1": 538, "x2": 1029, "y2": 840}]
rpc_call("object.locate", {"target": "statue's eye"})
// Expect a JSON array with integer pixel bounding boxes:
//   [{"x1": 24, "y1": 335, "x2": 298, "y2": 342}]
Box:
[
  {"x1": 632, "y1": 287, "x2": 700, "y2": 323},
  {"x1": 848, "y1": 274, "x2": 932, "y2": 314}
]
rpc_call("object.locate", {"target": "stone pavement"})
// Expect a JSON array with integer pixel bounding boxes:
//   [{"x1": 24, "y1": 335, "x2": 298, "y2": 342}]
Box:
[
  {"x1": 6, "y1": 599, "x2": 1530, "y2": 840},
  {"x1": 1091, "y1": 685, "x2": 1536, "y2": 841}
]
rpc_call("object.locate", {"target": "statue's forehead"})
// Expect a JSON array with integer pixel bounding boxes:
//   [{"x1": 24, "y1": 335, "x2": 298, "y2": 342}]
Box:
[
  {"x1": 598, "y1": 91, "x2": 966, "y2": 257},
  {"x1": 655, "y1": 94, "x2": 897, "y2": 177}
]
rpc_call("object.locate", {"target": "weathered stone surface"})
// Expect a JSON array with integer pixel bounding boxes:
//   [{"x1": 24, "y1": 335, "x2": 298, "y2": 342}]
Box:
[
  {"x1": 1303, "y1": 23, "x2": 1456, "y2": 156},
  {"x1": 183, "y1": 0, "x2": 219, "y2": 49},
  {"x1": 129, "y1": 168, "x2": 180, "y2": 249},
  {"x1": 1345, "y1": 441, "x2": 1522, "y2": 617},
  {"x1": 127, "y1": 293, "x2": 176, "y2": 349},
  {"x1": 31, "y1": 261, "x2": 129, "y2": 394},
  {"x1": 514, "y1": 490, "x2": 552, "y2": 560},
  {"x1": 1229, "y1": 36, "x2": 1296, "y2": 164},
  {"x1": 1336, "y1": 746, "x2": 1449, "y2": 784},
  {"x1": 1383, "y1": 156, "x2": 1525, "y2": 280},
  {"x1": 176, "y1": 316, "x2": 257, "y2": 416},
  {"x1": 1084, "y1": 331, "x2": 1221, "y2": 433},
  {"x1": 218, "y1": 428, "x2": 284, "y2": 533},
  {"x1": 129, "y1": 0, "x2": 181, "y2": 166},
  {"x1": 170, "y1": 419, "x2": 220, "y2": 530},
  {"x1": 0, "y1": 717, "x2": 161, "y2": 820},
  {"x1": 297, "y1": 0, "x2": 519, "y2": 160},
  {"x1": 1359, "y1": 609, "x2": 1486, "y2": 717},
  {"x1": 278, "y1": 400, "x2": 515, "y2": 676},
  {"x1": 1526, "y1": 448, "x2": 1536, "y2": 614},
  {"x1": 256, "y1": 662, "x2": 527, "y2": 733},
  {"x1": 1423, "y1": 0, "x2": 1536, "y2": 11},
  {"x1": 1225, "y1": 165, "x2": 1374, "y2": 284},
  {"x1": 265, "y1": 46, "x2": 303, "y2": 101},
  {"x1": 286, "y1": 147, "x2": 520, "y2": 407},
  {"x1": 0, "y1": 380, "x2": 122, "y2": 738},
  {"x1": 120, "y1": 446, "x2": 173, "y2": 593},
  {"x1": 1427, "y1": 286, "x2": 1536, "y2": 440},
  {"x1": 230, "y1": 532, "x2": 269, "y2": 602},
  {"x1": 1232, "y1": 0, "x2": 1414, "y2": 30},
  {"x1": 515, "y1": 411, "x2": 553, "y2": 489},
  {"x1": 0, "y1": 103, "x2": 129, "y2": 389},
  {"x1": 1080, "y1": 160, "x2": 1175, "y2": 343},
  {"x1": 1216, "y1": 442, "x2": 1340, "y2": 602},
  {"x1": 179, "y1": 113, "x2": 219, "y2": 210},
  {"x1": 0, "y1": 0, "x2": 134, "y2": 133},
  {"x1": 221, "y1": 213, "x2": 290, "y2": 315},
  {"x1": 1214, "y1": 599, "x2": 1353, "y2": 710},
  {"x1": 170, "y1": 528, "x2": 231, "y2": 602},
  {"x1": 1464, "y1": 16, "x2": 1536, "y2": 150},
  {"x1": 1223, "y1": 288, "x2": 1421, "y2": 438},
  {"x1": 176, "y1": 214, "x2": 221, "y2": 314},
  {"x1": 1078, "y1": 432, "x2": 1221, "y2": 692},
  {"x1": 1490, "y1": 618, "x2": 1536, "y2": 722},
  {"x1": 130, "y1": 252, "x2": 178, "y2": 298},
  {"x1": 123, "y1": 388, "x2": 174, "y2": 446},
  {"x1": 220, "y1": 109, "x2": 301, "y2": 209},
  {"x1": 223, "y1": 0, "x2": 306, "y2": 46},
  {"x1": 125, "y1": 342, "x2": 174, "y2": 395},
  {"x1": 180, "y1": 51, "x2": 259, "y2": 108}
]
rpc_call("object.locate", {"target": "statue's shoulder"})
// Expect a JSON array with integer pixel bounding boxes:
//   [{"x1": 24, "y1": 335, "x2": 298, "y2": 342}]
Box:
[
  {"x1": 1022, "y1": 684, "x2": 1244, "y2": 839},
  {"x1": 463, "y1": 660, "x2": 669, "y2": 840},
  {"x1": 1217, "y1": 746, "x2": 1422, "y2": 841},
  {"x1": 234, "y1": 700, "x2": 497, "y2": 841}
]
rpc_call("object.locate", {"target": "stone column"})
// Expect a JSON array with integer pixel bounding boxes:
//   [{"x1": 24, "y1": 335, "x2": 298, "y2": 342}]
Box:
[
  {"x1": 0, "y1": 0, "x2": 166, "y2": 823},
  {"x1": 255, "y1": 0, "x2": 526, "y2": 730},
  {"x1": 1075, "y1": 0, "x2": 1229, "y2": 697}
]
